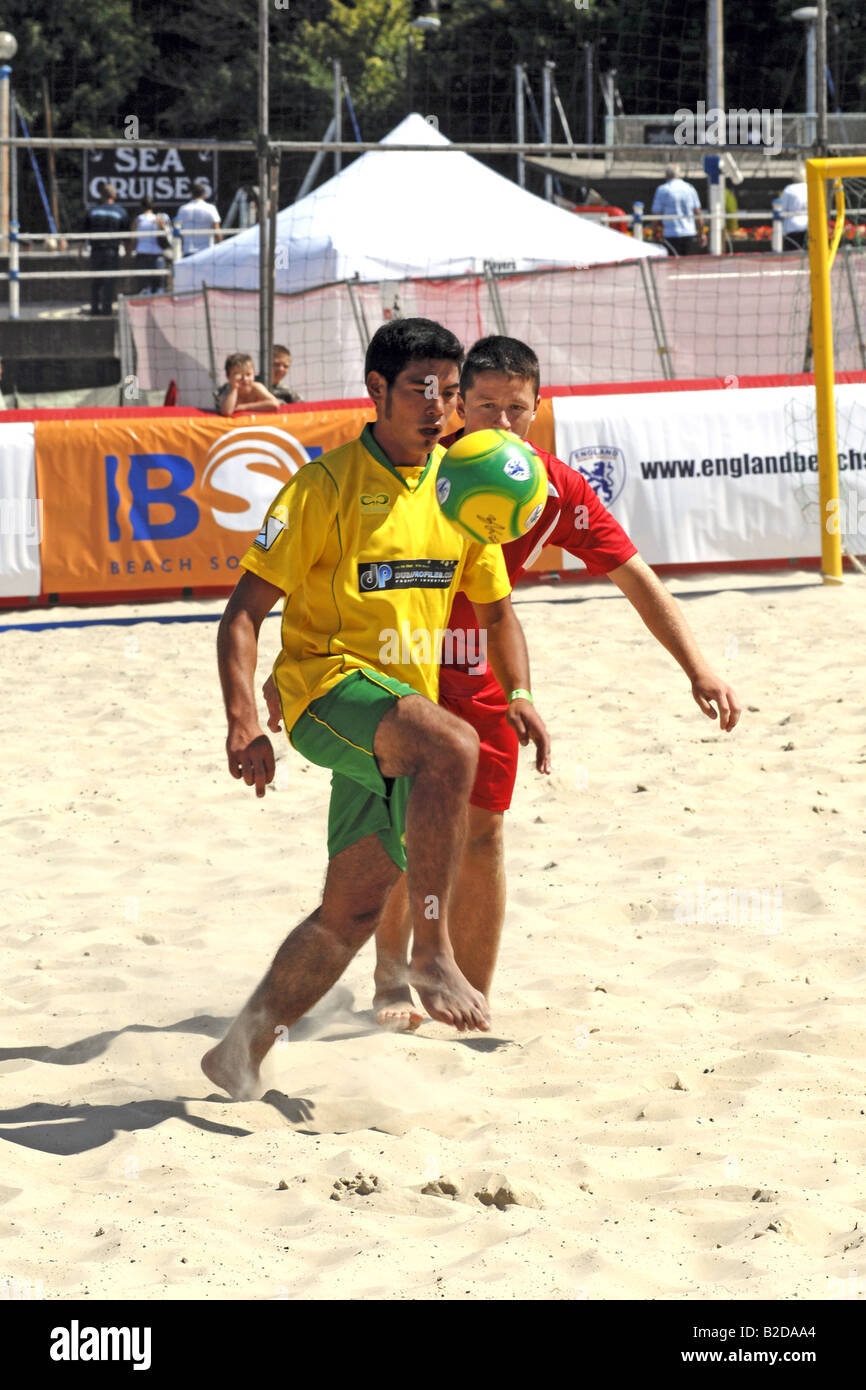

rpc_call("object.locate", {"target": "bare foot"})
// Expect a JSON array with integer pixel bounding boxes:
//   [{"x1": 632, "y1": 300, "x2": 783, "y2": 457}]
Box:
[
  {"x1": 409, "y1": 952, "x2": 491, "y2": 1033},
  {"x1": 201, "y1": 1025, "x2": 263, "y2": 1101},
  {"x1": 373, "y1": 985, "x2": 426, "y2": 1032}
]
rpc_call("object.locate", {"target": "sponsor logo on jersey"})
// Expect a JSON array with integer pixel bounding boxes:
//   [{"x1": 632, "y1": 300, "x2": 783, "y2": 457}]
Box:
[
  {"x1": 358, "y1": 559, "x2": 458, "y2": 591},
  {"x1": 504, "y1": 455, "x2": 531, "y2": 482},
  {"x1": 360, "y1": 492, "x2": 390, "y2": 513},
  {"x1": 568, "y1": 444, "x2": 627, "y2": 506}
]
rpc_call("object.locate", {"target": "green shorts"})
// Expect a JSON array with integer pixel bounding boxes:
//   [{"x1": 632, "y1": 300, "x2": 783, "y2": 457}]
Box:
[{"x1": 289, "y1": 669, "x2": 417, "y2": 870}]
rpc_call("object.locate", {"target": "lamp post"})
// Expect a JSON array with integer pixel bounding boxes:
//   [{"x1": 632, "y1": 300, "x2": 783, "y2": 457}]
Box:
[
  {"x1": 0, "y1": 31, "x2": 17, "y2": 257},
  {"x1": 407, "y1": 11, "x2": 440, "y2": 114}
]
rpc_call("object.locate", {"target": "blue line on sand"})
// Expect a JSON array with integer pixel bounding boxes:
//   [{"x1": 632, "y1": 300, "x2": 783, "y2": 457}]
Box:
[{"x1": 0, "y1": 612, "x2": 281, "y2": 634}]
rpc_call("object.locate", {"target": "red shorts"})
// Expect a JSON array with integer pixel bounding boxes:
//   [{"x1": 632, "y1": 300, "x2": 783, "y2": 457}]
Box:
[{"x1": 438, "y1": 667, "x2": 519, "y2": 813}]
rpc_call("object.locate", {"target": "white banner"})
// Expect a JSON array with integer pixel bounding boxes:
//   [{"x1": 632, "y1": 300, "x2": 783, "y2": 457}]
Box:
[
  {"x1": 553, "y1": 384, "x2": 866, "y2": 566},
  {"x1": 0, "y1": 423, "x2": 41, "y2": 597}
]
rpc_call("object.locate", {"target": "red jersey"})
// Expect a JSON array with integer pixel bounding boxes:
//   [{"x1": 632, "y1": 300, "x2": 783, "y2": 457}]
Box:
[{"x1": 439, "y1": 431, "x2": 637, "y2": 682}]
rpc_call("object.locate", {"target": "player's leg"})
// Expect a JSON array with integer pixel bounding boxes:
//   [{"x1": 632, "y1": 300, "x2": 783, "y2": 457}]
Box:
[
  {"x1": 372, "y1": 803, "x2": 505, "y2": 1025},
  {"x1": 373, "y1": 692, "x2": 490, "y2": 1032},
  {"x1": 372, "y1": 673, "x2": 517, "y2": 1025},
  {"x1": 202, "y1": 833, "x2": 401, "y2": 1100},
  {"x1": 372, "y1": 875, "x2": 420, "y2": 1030},
  {"x1": 446, "y1": 804, "x2": 506, "y2": 998}
]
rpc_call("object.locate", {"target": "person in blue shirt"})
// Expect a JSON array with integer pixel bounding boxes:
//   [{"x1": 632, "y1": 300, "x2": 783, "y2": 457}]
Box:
[
  {"x1": 651, "y1": 164, "x2": 706, "y2": 256},
  {"x1": 83, "y1": 184, "x2": 130, "y2": 316}
]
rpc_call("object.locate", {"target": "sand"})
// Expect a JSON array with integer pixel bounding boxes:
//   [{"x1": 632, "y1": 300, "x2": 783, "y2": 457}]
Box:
[{"x1": 1, "y1": 568, "x2": 865, "y2": 1302}]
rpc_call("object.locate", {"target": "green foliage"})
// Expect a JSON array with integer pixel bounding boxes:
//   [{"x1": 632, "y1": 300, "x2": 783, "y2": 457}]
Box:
[
  {"x1": 278, "y1": 0, "x2": 415, "y2": 128},
  {"x1": 3, "y1": 0, "x2": 148, "y2": 135}
]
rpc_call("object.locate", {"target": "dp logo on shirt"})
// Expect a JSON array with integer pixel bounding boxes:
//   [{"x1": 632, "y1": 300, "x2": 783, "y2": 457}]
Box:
[{"x1": 359, "y1": 562, "x2": 394, "y2": 591}]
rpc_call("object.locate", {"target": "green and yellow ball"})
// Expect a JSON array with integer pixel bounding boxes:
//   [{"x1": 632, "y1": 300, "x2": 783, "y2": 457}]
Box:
[{"x1": 436, "y1": 429, "x2": 548, "y2": 545}]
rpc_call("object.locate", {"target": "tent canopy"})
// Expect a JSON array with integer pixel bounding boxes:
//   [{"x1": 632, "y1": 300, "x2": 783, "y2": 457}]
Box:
[{"x1": 173, "y1": 113, "x2": 664, "y2": 295}]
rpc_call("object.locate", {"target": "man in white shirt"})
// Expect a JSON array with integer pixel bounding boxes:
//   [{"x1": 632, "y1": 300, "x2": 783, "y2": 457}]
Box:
[
  {"x1": 651, "y1": 164, "x2": 706, "y2": 256},
  {"x1": 174, "y1": 181, "x2": 222, "y2": 257},
  {"x1": 779, "y1": 165, "x2": 809, "y2": 250}
]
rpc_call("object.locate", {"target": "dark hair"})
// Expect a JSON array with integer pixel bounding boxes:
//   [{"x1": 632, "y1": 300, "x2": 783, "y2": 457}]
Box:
[
  {"x1": 193, "y1": 180, "x2": 209, "y2": 199},
  {"x1": 225, "y1": 351, "x2": 254, "y2": 374},
  {"x1": 364, "y1": 317, "x2": 463, "y2": 387},
  {"x1": 460, "y1": 335, "x2": 541, "y2": 399},
  {"x1": 272, "y1": 344, "x2": 292, "y2": 357}
]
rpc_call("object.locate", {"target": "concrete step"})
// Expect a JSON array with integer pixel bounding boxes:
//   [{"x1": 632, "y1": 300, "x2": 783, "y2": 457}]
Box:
[{"x1": 0, "y1": 314, "x2": 120, "y2": 394}]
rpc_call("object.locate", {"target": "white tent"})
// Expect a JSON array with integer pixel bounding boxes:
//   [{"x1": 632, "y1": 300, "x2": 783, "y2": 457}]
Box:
[{"x1": 173, "y1": 113, "x2": 664, "y2": 295}]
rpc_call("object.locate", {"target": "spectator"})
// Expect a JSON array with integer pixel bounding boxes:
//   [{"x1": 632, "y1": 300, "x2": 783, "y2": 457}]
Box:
[
  {"x1": 175, "y1": 181, "x2": 222, "y2": 257},
  {"x1": 270, "y1": 343, "x2": 303, "y2": 403},
  {"x1": 132, "y1": 198, "x2": 171, "y2": 295},
  {"x1": 216, "y1": 352, "x2": 280, "y2": 416},
  {"x1": 651, "y1": 163, "x2": 706, "y2": 256},
  {"x1": 779, "y1": 164, "x2": 809, "y2": 250},
  {"x1": 83, "y1": 184, "x2": 130, "y2": 316}
]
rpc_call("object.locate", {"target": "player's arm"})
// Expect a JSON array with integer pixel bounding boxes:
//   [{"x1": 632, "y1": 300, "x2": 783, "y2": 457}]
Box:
[
  {"x1": 470, "y1": 596, "x2": 552, "y2": 773},
  {"x1": 607, "y1": 553, "x2": 740, "y2": 730},
  {"x1": 217, "y1": 570, "x2": 284, "y2": 795}
]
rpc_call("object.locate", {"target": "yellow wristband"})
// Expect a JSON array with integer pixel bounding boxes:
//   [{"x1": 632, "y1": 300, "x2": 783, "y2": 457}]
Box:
[{"x1": 509, "y1": 688, "x2": 533, "y2": 704}]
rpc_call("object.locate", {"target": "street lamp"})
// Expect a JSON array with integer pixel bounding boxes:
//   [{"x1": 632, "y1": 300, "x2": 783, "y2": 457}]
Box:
[
  {"x1": 792, "y1": 7, "x2": 818, "y2": 148},
  {"x1": 0, "y1": 30, "x2": 17, "y2": 255},
  {"x1": 407, "y1": 11, "x2": 441, "y2": 113}
]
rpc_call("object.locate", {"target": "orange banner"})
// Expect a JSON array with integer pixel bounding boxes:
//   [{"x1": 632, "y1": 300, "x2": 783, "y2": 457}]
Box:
[
  {"x1": 35, "y1": 402, "x2": 561, "y2": 596},
  {"x1": 36, "y1": 409, "x2": 374, "y2": 594}
]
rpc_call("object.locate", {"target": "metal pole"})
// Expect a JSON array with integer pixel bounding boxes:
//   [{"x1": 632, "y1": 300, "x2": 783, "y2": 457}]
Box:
[
  {"x1": 201, "y1": 282, "x2": 219, "y2": 395},
  {"x1": 9, "y1": 87, "x2": 17, "y2": 317},
  {"x1": 515, "y1": 64, "x2": 525, "y2": 188},
  {"x1": 258, "y1": 0, "x2": 269, "y2": 380},
  {"x1": 267, "y1": 152, "x2": 279, "y2": 371},
  {"x1": 707, "y1": 0, "x2": 724, "y2": 111},
  {"x1": 602, "y1": 70, "x2": 615, "y2": 175},
  {"x1": 333, "y1": 59, "x2": 342, "y2": 175},
  {"x1": 806, "y1": 158, "x2": 842, "y2": 582},
  {"x1": 542, "y1": 61, "x2": 554, "y2": 203},
  {"x1": 585, "y1": 44, "x2": 594, "y2": 146},
  {"x1": 707, "y1": 0, "x2": 726, "y2": 256},
  {"x1": 805, "y1": 20, "x2": 816, "y2": 147},
  {"x1": 816, "y1": 0, "x2": 827, "y2": 153},
  {"x1": 0, "y1": 65, "x2": 9, "y2": 255},
  {"x1": 772, "y1": 197, "x2": 784, "y2": 252},
  {"x1": 842, "y1": 245, "x2": 866, "y2": 370},
  {"x1": 42, "y1": 77, "x2": 60, "y2": 235}
]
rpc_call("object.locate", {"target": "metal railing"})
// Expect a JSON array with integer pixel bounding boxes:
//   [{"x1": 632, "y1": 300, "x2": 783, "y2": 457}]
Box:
[{"x1": 0, "y1": 226, "x2": 246, "y2": 317}]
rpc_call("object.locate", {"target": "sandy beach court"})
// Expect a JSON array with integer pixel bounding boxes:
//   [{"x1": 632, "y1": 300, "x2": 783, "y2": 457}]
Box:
[{"x1": 1, "y1": 568, "x2": 865, "y2": 1301}]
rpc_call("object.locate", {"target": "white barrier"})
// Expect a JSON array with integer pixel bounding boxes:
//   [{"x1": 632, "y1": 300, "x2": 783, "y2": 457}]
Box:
[
  {"x1": 0, "y1": 423, "x2": 41, "y2": 597},
  {"x1": 553, "y1": 382, "x2": 866, "y2": 566}
]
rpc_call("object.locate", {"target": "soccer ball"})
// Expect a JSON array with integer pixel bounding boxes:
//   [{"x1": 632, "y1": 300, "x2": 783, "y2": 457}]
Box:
[{"x1": 436, "y1": 429, "x2": 548, "y2": 545}]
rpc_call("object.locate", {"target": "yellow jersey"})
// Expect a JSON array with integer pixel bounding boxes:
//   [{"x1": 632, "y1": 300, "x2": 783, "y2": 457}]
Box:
[{"x1": 241, "y1": 424, "x2": 511, "y2": 732}]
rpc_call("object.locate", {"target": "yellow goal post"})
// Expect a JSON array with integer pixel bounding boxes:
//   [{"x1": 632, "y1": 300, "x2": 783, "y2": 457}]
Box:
[{"x1": 807, "y1": 155, "x2": 866, "y2": 585}]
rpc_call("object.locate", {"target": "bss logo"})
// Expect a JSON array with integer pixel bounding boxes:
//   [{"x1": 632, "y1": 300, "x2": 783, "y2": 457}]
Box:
[{"x1": 105, "y1": 426, "x2": 322, "y2": 541}]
